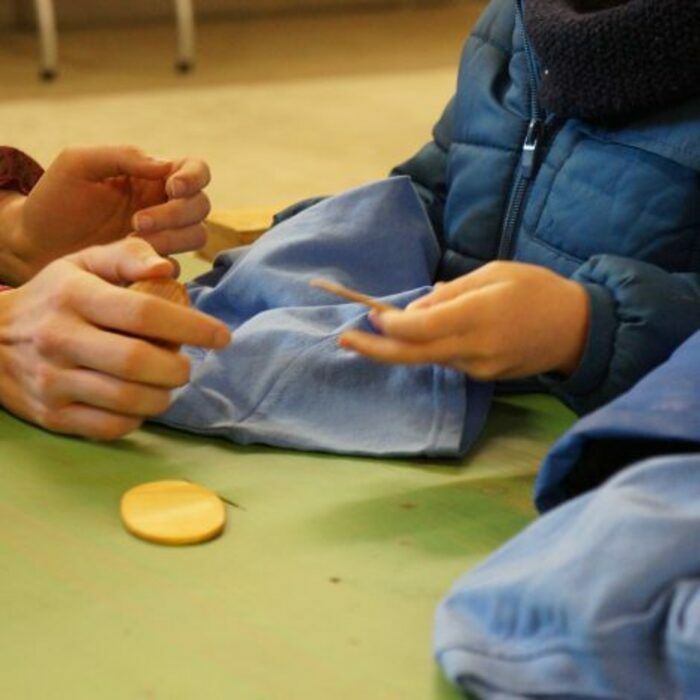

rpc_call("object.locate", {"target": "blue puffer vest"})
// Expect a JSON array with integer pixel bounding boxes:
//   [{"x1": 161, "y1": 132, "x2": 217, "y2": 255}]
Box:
[
  {"x1": 391, "y1": 0, "x2": 700, "y2": 414},
  {"x1": 439, "y1": 0, "x2": 700, "y2": 279},
  {"x1": 278, "y1": 0, "x2": 700, "y2": 415}
]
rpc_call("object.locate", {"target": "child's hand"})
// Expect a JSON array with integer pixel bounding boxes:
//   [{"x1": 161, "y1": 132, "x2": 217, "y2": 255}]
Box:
[
  {"x1": 0, "y1": 237, "x2": 230, "y2": 441},
  {"x1": 339, "y1": 261, "x2": 590, "y2": 381}
]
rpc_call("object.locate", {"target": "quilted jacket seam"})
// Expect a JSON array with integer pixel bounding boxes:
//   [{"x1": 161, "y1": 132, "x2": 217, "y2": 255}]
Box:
[
  {"x1": 469, "y1": 31, "x2": 515, "y2": 58},
  {"x1": 520, "y1": 228, "x2": 585, "y2": 266},
  {"x1": 592, "y1": 130, "x2": 700, "y2": 169},
  {"x1": 449, "y1": 137, "x2": 519, "y2": 153}
]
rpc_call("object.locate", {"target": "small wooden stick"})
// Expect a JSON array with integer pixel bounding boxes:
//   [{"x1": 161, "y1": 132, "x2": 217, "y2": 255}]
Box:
[{"x1": 310, "y1": 278, "x2": 398, "y2": 313}]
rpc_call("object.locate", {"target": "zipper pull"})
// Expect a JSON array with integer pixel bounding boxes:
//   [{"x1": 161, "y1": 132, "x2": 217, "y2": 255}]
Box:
[{"x1": 521, "y1": 118, "x2": 542, "y2": 179}]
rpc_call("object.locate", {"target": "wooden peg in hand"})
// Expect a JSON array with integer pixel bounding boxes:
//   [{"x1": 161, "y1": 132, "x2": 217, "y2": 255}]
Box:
[{"x1": 129, "y1": 278, "x2": 190, "y2": 307}]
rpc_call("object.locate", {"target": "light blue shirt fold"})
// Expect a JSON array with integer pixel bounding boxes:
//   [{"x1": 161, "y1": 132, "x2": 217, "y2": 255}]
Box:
[
  {"x1": 154, "y1": 177, "x2": 492, "y2": 456},
  {"x1": 435, "y1": 331, "x2": 700, "y2": 697}
]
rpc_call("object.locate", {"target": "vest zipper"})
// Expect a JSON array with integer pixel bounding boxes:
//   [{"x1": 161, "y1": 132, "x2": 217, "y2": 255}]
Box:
[{"x1": 497, "y1": 0, "x2": 545, "y2": 260}]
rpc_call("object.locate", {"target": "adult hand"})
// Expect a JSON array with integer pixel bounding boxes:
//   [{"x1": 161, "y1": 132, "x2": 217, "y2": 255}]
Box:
[
  {"x1": 0, "y1": 237, "x2": 230, "y2": 440},
  {"x1": 339, "y1": 261, "x2": 590, "y2": 381},
  {"x1": 1, "y1": 146, "x2": 211, "y2": 284}
]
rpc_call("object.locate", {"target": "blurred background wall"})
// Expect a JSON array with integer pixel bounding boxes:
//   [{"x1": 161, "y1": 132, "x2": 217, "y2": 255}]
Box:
[
  {"x1": 2, "y1": 1, "x2": 457, "y2": 29},
  {"x1": 0, "y1": 1, "x2": 486, "y2": 211}
]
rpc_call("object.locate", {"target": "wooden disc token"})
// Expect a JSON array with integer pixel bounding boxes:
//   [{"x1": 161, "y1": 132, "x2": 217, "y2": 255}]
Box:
[
  {"x1": 129, "y1": 278, "x2": 190, "y2": 307},
  {"x1": 120, "y1": 480, "x2": 226, "y2": 546}
]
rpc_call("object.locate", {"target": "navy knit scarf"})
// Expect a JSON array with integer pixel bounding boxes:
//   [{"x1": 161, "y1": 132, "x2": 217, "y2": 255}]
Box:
[{"x1": 523, "y1": 0, "x2": 700, "y2": 122}]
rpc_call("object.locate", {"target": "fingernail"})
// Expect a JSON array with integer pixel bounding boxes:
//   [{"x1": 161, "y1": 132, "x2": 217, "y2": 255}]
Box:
[
  {"x1": 136, "y1": 214, "x2": 154, "y2": 232},
  {"x1": 144, "y1": 255, "x2": 167, "y2": 268},
  {"x1": 368, "y1": 310, "x2": 383, "y2": 330},
  {"x1": 338, "y1": 335, "x2": 353, "y2": 349},
  {"x1": 167, "y1": 258, "x2": 181, "y2": 278},
  {"x1": 168, "y1": 179, "x2": 185, "y2": 198},
  {"x1": 214, "y1": 327, "x2": 231, "y2": 348}
]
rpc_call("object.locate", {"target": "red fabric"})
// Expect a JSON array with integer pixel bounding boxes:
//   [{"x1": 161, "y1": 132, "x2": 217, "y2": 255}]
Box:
[
  {"x1": 0, "y1": 147, "x2": 43, "y2": 288},
  {"x1": 0, "y1": 147, "x2": 44, "y2": 195}
]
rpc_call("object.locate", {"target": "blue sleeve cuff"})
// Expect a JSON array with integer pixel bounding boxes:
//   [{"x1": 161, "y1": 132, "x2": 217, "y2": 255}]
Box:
[{"x1": 540, "y1": 282, "x2": 618, "y2": 406}]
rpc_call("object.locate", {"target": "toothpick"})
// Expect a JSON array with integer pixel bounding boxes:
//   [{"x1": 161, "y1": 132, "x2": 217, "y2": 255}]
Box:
[{"x1": 310, "y1": 278, "x2": 397, "y2": 313}]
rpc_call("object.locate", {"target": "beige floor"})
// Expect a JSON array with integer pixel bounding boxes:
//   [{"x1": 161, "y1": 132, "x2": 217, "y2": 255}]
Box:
[{"x1": 0, "y1": 2, "x2": 485, "y2": 211}]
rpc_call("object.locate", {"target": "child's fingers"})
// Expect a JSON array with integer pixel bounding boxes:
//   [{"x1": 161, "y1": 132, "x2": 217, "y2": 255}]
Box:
[
  {"x1": 406, "y1": 268, "x2": 503, "y2": 311},
  {"x1": 406, "y1": 292, "x2": 437, "y2": 311},
  {"x1": 405, "y1": 282, "x2": 445, "y2": 311},
  {"x1": 338, "y1": 328, "x2": 474, "y2": 367},
  {"x1": 338, "y1": 329, "x2": 495, "y2": 379},
  {"x1": 371, "y1": 287, "x2": 495, "y2": 343},
  {"x1": 133, "y1": 192, "x2": 211, "y2": 234},
  {"x1": 165, "y1": 158, "x2": 211, "y2": 199}
]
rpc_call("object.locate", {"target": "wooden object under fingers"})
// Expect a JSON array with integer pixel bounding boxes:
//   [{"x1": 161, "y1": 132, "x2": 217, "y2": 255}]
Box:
[
  {"x1": 199, "y1": 207, "x2": 281, "y2": 262},
  {"x1": 129, "y1": 278, "x2": 190, "y2": 307},
  {"x1": 310, "y1": 278, "x2": 398, "y2": 313}
]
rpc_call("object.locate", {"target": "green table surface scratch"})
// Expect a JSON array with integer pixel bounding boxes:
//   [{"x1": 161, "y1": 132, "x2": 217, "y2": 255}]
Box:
[{"x1": 0, "y1": 254, "x2": 576, "y2": 700}]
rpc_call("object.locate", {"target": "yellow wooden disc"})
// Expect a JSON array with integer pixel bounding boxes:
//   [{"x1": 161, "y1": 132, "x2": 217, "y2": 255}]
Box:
[{"x1": 120, "y1": 480, "x2": 226, "y2": 546}]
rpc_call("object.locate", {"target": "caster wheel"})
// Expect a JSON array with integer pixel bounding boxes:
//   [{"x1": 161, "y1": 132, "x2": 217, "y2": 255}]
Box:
[
  {"x1": 175, "y1": 60, "x2": 193, "y2": 74},
  {"x1": 39, "y1": 68, "x2": 57, "y2": 81}
]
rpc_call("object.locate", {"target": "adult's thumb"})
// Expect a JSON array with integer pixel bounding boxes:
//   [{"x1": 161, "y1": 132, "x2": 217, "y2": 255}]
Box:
[{"x1": 71, "y1": 238, "x2": 174, "y2": 285}]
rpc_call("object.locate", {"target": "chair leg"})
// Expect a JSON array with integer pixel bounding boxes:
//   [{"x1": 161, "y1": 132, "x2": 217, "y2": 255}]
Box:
[
  {"x1": 174, "y1": 0, "x2": 196, "y2": 73},
  {"x1": 34, "y1": 0, "x2": 59, "y2": 81}
]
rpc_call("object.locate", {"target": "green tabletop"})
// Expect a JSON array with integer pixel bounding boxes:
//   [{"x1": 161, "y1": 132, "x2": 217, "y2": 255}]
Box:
[
  {"x1": 0, "y1": 255, "x2": 576, "y2": 699},
  {"x1": 0, "y1": 395, "x2": 574, "y2": 699}
]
